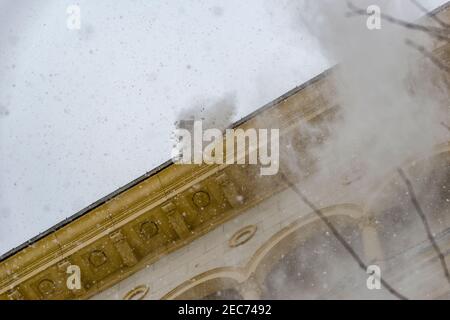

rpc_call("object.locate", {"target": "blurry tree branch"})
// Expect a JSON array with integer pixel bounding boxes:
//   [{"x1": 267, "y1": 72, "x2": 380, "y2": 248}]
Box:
[
  {"x1": 409, "y1": 0, "x2": 450, "y2": 29},
  {"x1": 405, "y1": 38, "x2": 450, "y2": 73},
  {"x1": 346, "y1": 0, "x2": 450, "y2": 290},
  {"x1": 397, "y1": 168, "x2": 450, "y2": 286},
  {"x1": 441, "y1": 121, "x2": 450, "y2": 131},
  {"x1": 347, "y1": 1, "x2": 450, "y2": 134},
  {"x1": 346, "y1": 1, "x2": 450, "y2": 42},
  {"x1": 289, "y1": 1, "x2": 450, "y2": 297},
  {"x1": 280, "y1": 171, "x2": 408, "y2": 300}
]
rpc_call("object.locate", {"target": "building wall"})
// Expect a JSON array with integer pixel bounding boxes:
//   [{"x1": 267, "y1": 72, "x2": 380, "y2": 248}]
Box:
[
  {"x1": 92, "y1": 182, "x2": 357, "y2": 300},
  {"x1": 93, "y1": 141, "x2": 450, "y2": 300},
  {"x1": 92, "y1": 11, "x2": 450, "y2": 296}
]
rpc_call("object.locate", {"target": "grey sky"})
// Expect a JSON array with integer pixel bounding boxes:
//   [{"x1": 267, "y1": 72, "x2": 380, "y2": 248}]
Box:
[{"x1": 0, "y1": 0, "x2": 447, "y2": 255}]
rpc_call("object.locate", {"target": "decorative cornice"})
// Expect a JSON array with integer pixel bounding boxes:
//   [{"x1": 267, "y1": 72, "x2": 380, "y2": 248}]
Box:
[{"x1": 0, "y1": 66, "x2": 338, "y2": 300}]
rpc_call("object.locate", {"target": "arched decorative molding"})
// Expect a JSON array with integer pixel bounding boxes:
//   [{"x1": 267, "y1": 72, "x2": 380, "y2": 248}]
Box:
[
  {"x1": 245, "y1": 204, "x2": 364, "y2": 284},
  {"x1": 363, "y1": 141, "x2": 450, "y2": 216},
  {"x1": 161, "y1": 268, "x2": 246, "y2": 300},
  {"x1": 361, "y1": 141, "x2": 450, "y2": 267},
  {"x1": 161, "y1": 203, "x2": 365, "y2": 300},
  {"x1": 123, "y1": 285, "x2": 149, "y2": 300}
]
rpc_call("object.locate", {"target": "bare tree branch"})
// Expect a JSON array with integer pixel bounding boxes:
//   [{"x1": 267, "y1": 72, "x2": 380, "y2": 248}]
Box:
[
  {"x1": 397, "y1": 168, "x2": 450, "y2": 286},
  {"x1": 405, "y1": 38, "x2": 450, "y2": 73},
  {"x1": 441, "y1": 121, "x2": 450, "y2": 132},
  {"x1": 280, "y1": 171, "x2": 408, "y2": 300},
  {"x1": 409, "y1": 0, "x2": 450, "y2": 29},
  {"x1": 346, "y1": 1, "x2": 450, "y2": 42},
  {"x1": 315, "y1": 1, "x2": 450, "y2": 297}
]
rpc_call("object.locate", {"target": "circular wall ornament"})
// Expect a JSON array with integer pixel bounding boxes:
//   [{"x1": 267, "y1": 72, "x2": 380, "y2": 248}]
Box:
[
  {"x1": 38, "y1": 279, "x2": 56, "y2": 295},
  {"x1": 229, "y1": 225, "x2": 257, "y2": 248},
  {"x1": 89, "y1": 250, "x2": 108, "y2": 267},
  {"x1": 192, "y1": 191, "x2": 211, "y2": 208},
  {"x1": 140, "y1": 220, "x2": 159, "y2": 239},
  {"x1": 123, "y1": 285, "x2": 149, "y2": 300}
]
